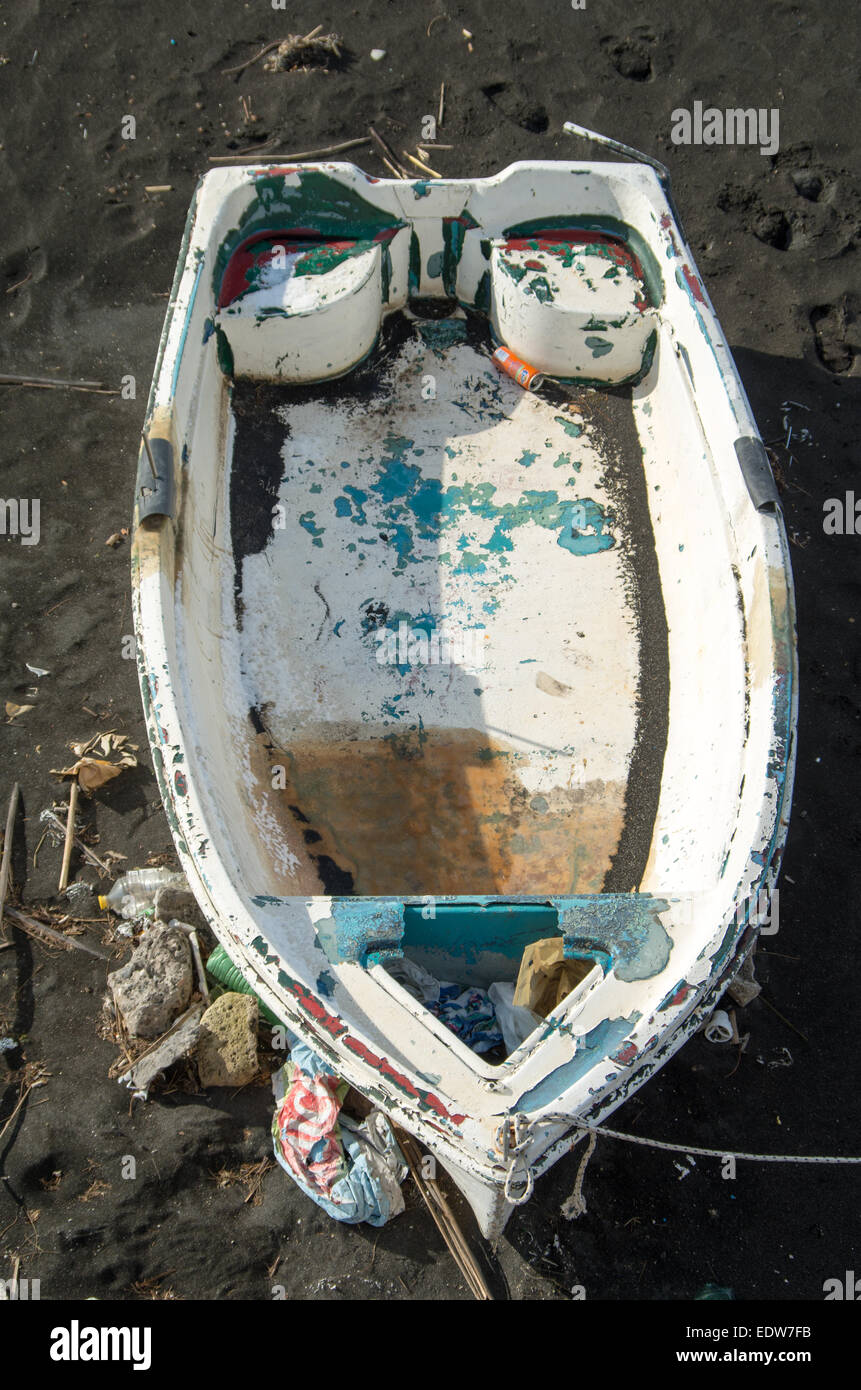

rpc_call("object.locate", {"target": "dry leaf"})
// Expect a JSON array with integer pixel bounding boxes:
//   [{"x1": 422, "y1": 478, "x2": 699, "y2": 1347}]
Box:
[
  {"x1": 78, "y1": 759, "x2": 124, "y2": 791},
  {"x1": 5, "y1": 702, "x2": 34, "y2": 721},
  {"x1": 52, "y1": 731, "x2": 138, "y2": 789},
  {"x1": 105, "y1": 532, "x2": 124, "y2": 548}
]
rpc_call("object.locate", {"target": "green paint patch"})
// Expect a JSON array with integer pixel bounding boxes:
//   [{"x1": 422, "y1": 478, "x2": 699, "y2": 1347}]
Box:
[
  {"x1": 416, "y1": 318, "x2": 467, "y2": 354},
  {"x1": 498, "y1": 255, "x2": 527, "y2": 284},
  {"x1": 584, "y1": 336, "x2": 614, "y2": 358},
  {"x1": 524, "y1": 274, "x2": 553, "y2": 303}
]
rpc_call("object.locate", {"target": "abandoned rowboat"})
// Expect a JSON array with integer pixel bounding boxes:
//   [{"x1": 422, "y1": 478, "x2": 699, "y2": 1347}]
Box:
[{"x1": 132, "y1": 157, "x2": 796, "y2": 1240}]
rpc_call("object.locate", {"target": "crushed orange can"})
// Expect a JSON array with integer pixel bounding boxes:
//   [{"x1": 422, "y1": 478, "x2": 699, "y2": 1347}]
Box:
[{"x1": 492, "y1": 345, "x2": 544, "y2": 392}]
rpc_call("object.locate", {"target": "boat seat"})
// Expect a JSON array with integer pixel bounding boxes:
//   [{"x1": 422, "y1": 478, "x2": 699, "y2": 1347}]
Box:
[
  {"x1": 214, "y1": 234, "x2": 384, "y2": 382},
  {"x1": 490, "y1": 232, "x2": 656, "y2": 383}
]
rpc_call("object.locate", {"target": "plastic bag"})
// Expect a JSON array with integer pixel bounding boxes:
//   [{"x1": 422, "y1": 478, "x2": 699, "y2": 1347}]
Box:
[
  {"x1": 488, "y1": 981, "x2": 542, "y2": 1054},
  {"x1": 513, "y1": 937, "x2": 591, "y2": 1016}
]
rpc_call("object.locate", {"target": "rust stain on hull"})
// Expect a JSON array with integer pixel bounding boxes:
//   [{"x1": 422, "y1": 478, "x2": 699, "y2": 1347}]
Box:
[{"x1": 259, "y1": 725, "x2": 626, "y2": 896}]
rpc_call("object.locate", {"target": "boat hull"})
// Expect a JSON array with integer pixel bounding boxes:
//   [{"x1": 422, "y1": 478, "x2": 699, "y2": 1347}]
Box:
[{"x1": 132, "y1": 160, "x2": 797, "y2": 1237}]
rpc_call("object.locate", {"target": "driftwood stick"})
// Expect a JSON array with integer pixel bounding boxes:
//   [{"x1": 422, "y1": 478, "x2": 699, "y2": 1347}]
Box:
[
  {"x1": 141, "y1": 431, "x2": 159, "y2": 481},
  {"x1": 0, "y1": 1069, "x2": 49, "y2": 1149},
  {"x1": 438, "y1": 80, "x2": 446, "y2": 128},
  {"x1": 0, "y1": 782, "x2": 20, "y2": 939},
  {"x1": 222, "y1": 39, "x2": 284, "y2": 77},
  {"x1": 58, "y1": 780, "x2": 79, "y2": 893},
  {"x1": 369, "y1": 126, "x2": 410, "y2": 178},
  {"x1": 208, "y1": 136, "x2": 371, "y2": 165},
  {"x1": 3, "y1": 905, "x2": 110, "y2": 961},
  {"x1": 0, "y1": 373, "x2": 116, "y2": 393},
  {"x1": 39, "y1": 808, "x2": 111, "y2": 876},
  {"x1": 402, "y1": 150, "x2": 442, "y2": 178},
  {"x1": 394, "y1": 1126, "x2": 492, "y2": 1300}
]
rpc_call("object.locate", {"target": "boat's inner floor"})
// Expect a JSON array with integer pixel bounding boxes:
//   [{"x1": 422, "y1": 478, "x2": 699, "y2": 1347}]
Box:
[{"x1": 227, "y1": 307, "x2": 669, "y2": 899}]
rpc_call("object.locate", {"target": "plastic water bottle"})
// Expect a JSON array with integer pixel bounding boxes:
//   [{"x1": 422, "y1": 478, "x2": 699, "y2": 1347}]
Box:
[{"x1": 98, "y1": 868, "x2": 186, "y2": 919}]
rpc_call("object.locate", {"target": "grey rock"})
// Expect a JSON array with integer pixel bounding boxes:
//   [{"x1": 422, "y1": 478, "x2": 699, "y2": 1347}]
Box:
[
  {"x1": 154, "y1": 884, "x2": 209, "y2": 933},
  {"x1": 727, "y1": 953, "x2": 761, "y2": 1008},
  {"x1": 108, "y1": 924, "x2": 193, "y2": 1039}
]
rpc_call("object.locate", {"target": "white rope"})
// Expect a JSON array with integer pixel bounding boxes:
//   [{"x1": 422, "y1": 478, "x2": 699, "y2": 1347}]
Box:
[
  {"x1": 503, "y1": 1115, "x2": 861, "y2": 1213},
  {"x1": 561, "y1": 1130, "x2": 597, "y2": 1220},
  {"x1": 551, "y1": 1117, "x2": 861, "y2": 1165}
]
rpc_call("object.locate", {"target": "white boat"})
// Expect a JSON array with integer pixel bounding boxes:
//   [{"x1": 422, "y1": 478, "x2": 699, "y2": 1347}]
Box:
[{"x1": 132, "y1": 155, "x2": 796, "y2": 1240}]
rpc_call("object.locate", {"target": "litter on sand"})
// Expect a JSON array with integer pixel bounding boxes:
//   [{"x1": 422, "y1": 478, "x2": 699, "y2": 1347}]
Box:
[
  {"x1": 384, "y1": 957, "x2": 504, "y2": 1054},
  {"x1": 263, "y1": 30, "x2": 343, "y2": 73},
  {"x1": 272, "y1": 1035, "x2": 407, "y2": 1226},
  {"x1": 51, "y1": 732, "x2": 138, "y2": 791},
  {"x1": 703, "y1": 1008, "x2": 734, "y2": 1043}
]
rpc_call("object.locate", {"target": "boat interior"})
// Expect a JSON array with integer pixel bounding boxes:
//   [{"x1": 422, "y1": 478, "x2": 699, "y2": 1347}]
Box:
[{"x1": 153, "y1": 167, "x2": 781, "y2": 1033}]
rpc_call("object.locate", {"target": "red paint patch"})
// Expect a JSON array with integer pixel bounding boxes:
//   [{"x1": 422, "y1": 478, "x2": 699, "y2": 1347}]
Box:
[
  {"x1": 505, "y1": 228, "x2": 644, "y2": 278},
  {"x1": 682, "y1": 265, "x2": 706, "y2": 303},
  {"x1": 612, "y1": 1041, "x2": 638, "y2": 1066},
  {"x1": 217, "y1": 230, "x2": 357, "y2": 309},
  {"x1": 288, "y1": 980, "x2": 348, "y2": 1040},
  {"x1": 343, "y1": 1036, "x2": 465, "y2": 1125},
  {"x1": 218, "y1": 224, "x2": 402, "y2": 307}
]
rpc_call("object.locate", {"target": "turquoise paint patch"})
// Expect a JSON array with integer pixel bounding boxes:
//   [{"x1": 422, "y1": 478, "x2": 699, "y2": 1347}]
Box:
[
  {"x1": 556, "y1": 895, "x2": 672, "y2": 982},
  {"x1": 426, "y1": 250, "x2": 444, "y2": 278},
  {"x1": 402, "y1": 902, "x2": 559, "y2": 966},
  {"x1": 299, "y1": 511, "x2": 325, "y2": 547},
  {"x1": 315, "y1": 899, "x2": 405, "y2": 966},
  {"x1": 519, "y1": 1014, "x2": 640, "y2": 1111},
  {"x1": 558, "y1": 498, "x2": 615, "y2": 556},
  {"x1": 553, "y1": 416, "x2": 583, "y2": 438},
  {"x1": 584, "y1": 335, "x2": 614, "y2": 358}
]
